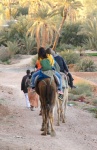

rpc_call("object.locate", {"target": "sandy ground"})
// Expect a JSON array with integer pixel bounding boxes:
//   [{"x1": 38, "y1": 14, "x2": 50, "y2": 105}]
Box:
[{"x1": 0, "y1": 55, "x2": 97, "y2": 150}]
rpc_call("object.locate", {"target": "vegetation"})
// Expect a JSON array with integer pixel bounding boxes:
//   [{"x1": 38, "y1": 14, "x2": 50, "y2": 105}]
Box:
[
  {"x1": 0, "y1": 45, "x2": 11, "y2": 61},
  {"x1": 87, "y1": 53, "x2": 97, "y2": 57},
  {"x1": 75, "y1": 57, "x2": 96, "y2": 72},
  {"x1": 0, "y1": 0, "x2": 97, "y2": 118},
  {"x1": 78, "y1": 17, "x2": 97, "y2": 50},
  {"x1": 68, "y1": 82, "x2": 97, "y2": 118},
  {"x1": 60, "y1": 50, "x2": 80, "y2": 65},
  {"x1": 84, "y1": 107, "x2": 97, "y2": 118},
  {"x1": 0, "y1": 0, "x2": 83, "y2": 53},
  {"x1": 59, "y1": 22, "x2": 87, "y2": 47},
  {"x1": 69, "y1": 83, "x2": 93, "y2": 96},
  {"x1": 6, "y1": 41, "x2": 19, "y2": 56},
  {"x1": 0, "y1": 0, "x2": 97, "y2": 54}
]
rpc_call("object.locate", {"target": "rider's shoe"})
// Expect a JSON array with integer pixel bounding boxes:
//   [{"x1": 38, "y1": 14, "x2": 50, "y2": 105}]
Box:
[
  {"x1": 72, "y1": 85, "x2": 76, "y2": 88},
  {"x1": 58, "y1": 94, "x2": 63, "y2": 101},
  {"x1": 39, "y1": 110, "x2": 42, "y2": 115},
  {"x1": 30, "y1": 106, "x2": 34, "y2": 111},
  {"x1": 71, "y1": 85, "x2": 76, "y2": 89},
  {"x1": 58, "y1": 90, "x2": 64, "y2": 94},
  {"x1": 32, "y1": 87, "x2": 35, "y2": 92}
]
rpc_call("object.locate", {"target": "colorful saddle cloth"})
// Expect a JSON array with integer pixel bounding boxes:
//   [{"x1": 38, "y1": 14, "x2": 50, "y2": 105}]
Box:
[{"x1": 34, "y1": 70, "x2": 60, "y2": 86}]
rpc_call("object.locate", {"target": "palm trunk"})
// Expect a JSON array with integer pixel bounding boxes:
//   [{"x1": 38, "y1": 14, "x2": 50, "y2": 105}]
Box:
[
  {"x1": 36, "y1": 26, "x2": 40, "y2": 52},
  {"x1": 42, "y1": 25, "x2": 47, "y2": 48},
  {"x1": 8, "y1": 0, "x2": 11, "y2": 20},
  {"x1": 53, "y1": 9, "x2": 68, "y2": 51},
  {"x1": 36, "y1": 36, "x2": 40, "y2": 52}
]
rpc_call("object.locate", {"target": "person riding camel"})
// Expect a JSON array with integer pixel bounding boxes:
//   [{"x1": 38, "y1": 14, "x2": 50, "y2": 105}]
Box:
[
  {"x1": 50, "y1": 49, "x2": 76, "y2": 89},
  {"x1": 31, "y1": 47, "x2": 64, "y2": 100}
]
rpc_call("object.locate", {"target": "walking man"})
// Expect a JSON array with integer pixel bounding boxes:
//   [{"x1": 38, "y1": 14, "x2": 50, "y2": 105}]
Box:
[{"x1": 21, "y1": 69, "x2": 31, "y2": 108}]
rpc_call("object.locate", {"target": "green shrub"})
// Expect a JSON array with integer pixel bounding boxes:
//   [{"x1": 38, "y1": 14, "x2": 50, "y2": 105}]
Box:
[
  {"x1": 21, "y1": 36, "x2": 36, "y2": 54},
  {"x1": 6, "y1": 41, "x2": 19, "y2": 57},
  {"x1": 0, "y1": 46, "x2": 11, "y2": 62},
  {"x1": 78, "y1": 17, "x2": 97, "y2": 50},
  {"x1": 60, "y1": 50, "x2": 80, "y2": 65},
  {"x1": 59, "y1": 22, "x2": 87, "y2": 47},
  {"x1": 16, "y1": 7, "x2": 29, "y2": 16},
  {"x1": 68, "y1": 93, "x2": 80, "y2": 101},
  {"x1": 87, "y1": 53, "x2": 97, "y2": 57},
  {"x1": 57, "y1": 43, "x2": 75, "y2": 51},
  {"x1": 69, "y1": 83, "x2": 93, "y2": 96},
  {"x1": 2, "y1": 59, "x2": 11, "y2": 65},
  {"x1": 84, "y1": 107, "x2": 97, "y2": 118},
  {"x1": 76, "y1": 57, "x2": 96, "y2": 72},
  {"x1": 92, "y1": 99, "x2": 97, "y2": 106}
]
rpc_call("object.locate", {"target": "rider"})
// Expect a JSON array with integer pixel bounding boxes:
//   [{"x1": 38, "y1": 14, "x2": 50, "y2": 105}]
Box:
[
  {"x1": 51, "y1": 49, "x2": 75, "y2": 89},
  {"x1": 31, "y1": 47, "x2": 64, "y2": 100}
]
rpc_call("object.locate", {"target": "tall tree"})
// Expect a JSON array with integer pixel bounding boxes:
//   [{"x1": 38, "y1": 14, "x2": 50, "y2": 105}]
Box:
[
  {"x1": 78, "y1": 17, "x2": 97, "y2": 50},
  {"x1": 46, "y1": 0, "x2": 82, "y2": 50},
  {"x1": 0, "y1": 0, "x2": 19, "y2": 20},
  {"x1": 27, "y1": 2, "x2": 58, "y2": 51}
]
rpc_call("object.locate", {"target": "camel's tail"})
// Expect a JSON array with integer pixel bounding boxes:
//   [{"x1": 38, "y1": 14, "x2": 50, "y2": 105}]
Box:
[{"x1": 45, "y1": 79, "x2": 55, "y2": 110}]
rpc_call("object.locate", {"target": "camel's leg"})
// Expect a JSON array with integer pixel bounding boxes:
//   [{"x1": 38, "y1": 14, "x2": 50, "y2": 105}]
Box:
[
  {"x1": 56, "y1": 97, "x2": 60, "y2": 126},
  {"x1": 49, "y1": 109, "x2": 56, "y2": 137},
  {"x1": 59, "y1": 100, "x2": 63, "y2": 122},
  {"x1": 62, "y1": 89, "x2": 68, "y2": 123},
  {"x1": 41, "y1": 110, "x2": 45, "y2": 131},
  {"x1": 47, "y1": 120, "x2": 50, "y2": 135},
  {"x1": 41, "y1": 109, "x2": 47, "y2": 136},
  {"x1": 59, "y1": 88, "x2": 66, "y2": 123}
]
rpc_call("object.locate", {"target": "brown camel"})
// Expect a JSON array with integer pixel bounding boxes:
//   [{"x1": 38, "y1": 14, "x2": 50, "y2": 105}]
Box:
[{"x1": 35, "y1": 78, "x2": 57, "y2": 136}]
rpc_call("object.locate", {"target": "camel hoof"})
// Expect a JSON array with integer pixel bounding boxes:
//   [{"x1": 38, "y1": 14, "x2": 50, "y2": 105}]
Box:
[
  {"x1": 41, "y1": 132, "x2": 47, "y2": 136},
  {"x1": 40, "y1": 127, "x2": 44, "y2": 131},
  {"x1": 62, "y1": 120, "x2": 65, "y2": 123},
  {"x1": 39, "y1": 112, "x2": 42, "y2": 116},
  {"x1": 50, "y1": 131, "x2": 56, "y2": 137},
  {"x1": 47, "y1": 131, "x2": 50, "y2": 135},
  {"x1": 56, "y1": 122, "x2": 60, "y2": 126}
]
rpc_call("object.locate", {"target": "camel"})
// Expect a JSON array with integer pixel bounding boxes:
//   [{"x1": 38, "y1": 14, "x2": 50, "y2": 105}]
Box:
[
  {"x1": 35, "y1": 77, "x2": 57, "y2": 136},
  {"x1": 56, "y1": 73, "x2": 68, "y2": 126}
]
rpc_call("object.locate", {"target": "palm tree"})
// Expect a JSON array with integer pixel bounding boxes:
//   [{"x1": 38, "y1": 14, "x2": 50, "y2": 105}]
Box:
[
  {"x1": 78, "y1": 17, "x2": 97, "y2": 50},
  {"x1": 27, "y1": 3, "x2": 58, "y2": 51},
  {"x1": 22, "y1": 35, "x2": 36, "y2": 55},
  {"x1": 0, "y1": 0, "x2": 19, "y2": 20},
  {"x1": 83, "y1": 0, "x2": 97, "y2": 16},
  {"x1": 47, "y1": 0, "x2": 82, "y2": 50}
]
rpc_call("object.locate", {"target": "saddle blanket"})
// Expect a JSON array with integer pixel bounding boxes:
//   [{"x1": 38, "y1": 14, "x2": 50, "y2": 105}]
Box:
[{"x1": 34, "y1": 70, "x2": 60, "y2": 86}]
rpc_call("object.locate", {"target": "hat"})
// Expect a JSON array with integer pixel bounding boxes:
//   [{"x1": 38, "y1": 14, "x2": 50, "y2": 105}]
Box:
[{"x1": 51, "y1": 49, "x2": 56, "y2": 56}]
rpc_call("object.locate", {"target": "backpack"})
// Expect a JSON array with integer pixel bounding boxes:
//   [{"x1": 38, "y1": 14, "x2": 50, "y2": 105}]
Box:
[
  {"x1": 25, "y1": 76, "x2": 31, "y2": 88},
  {"x1": 40, "y1": 59, "x2": 52, "y2": 71}
]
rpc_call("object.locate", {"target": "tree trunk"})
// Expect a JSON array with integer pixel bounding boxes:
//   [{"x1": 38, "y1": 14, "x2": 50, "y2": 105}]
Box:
[
  {"x1": 8, "y1": 0, "x2": 11, "y2": 20},
  {"x1": 53, "y1": 9, "x2": 67, "y2": 51},
  {"x1": 41, "y1": 25, "x2": 47, "y2": 48},
  {"x1": 36, "y1": 26, "x2": 40, "y2": 52}
]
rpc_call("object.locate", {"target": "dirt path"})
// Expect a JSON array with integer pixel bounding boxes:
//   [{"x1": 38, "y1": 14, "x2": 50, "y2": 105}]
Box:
[{"x1": 0, "y1": 56, "x2": 97, "y2": 150}]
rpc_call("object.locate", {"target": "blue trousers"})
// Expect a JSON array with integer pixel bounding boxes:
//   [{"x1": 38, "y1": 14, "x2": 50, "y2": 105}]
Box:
[
  {"x1": 31, "y1": 70, "x2": 62, "y2": 91},
  {"x1": 31, "y1": 70, "x2": 41, "y2": 87},
  {"x1": 55, "y1": 71, "x2": 62, "y2": 91}
]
